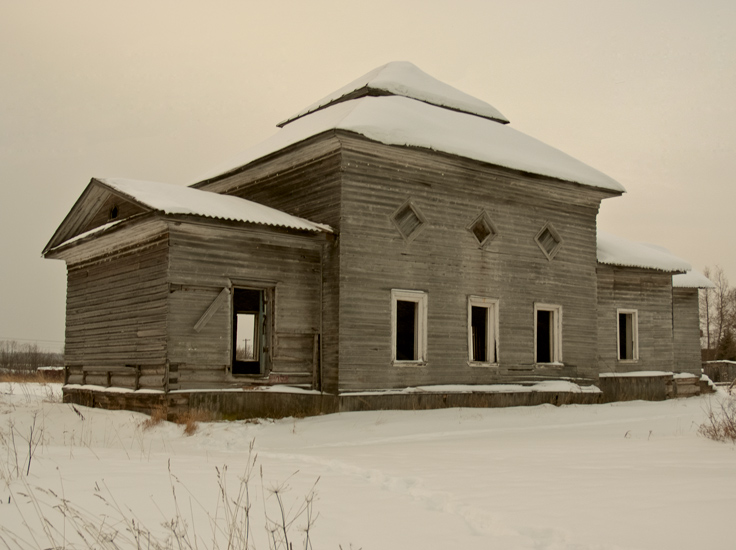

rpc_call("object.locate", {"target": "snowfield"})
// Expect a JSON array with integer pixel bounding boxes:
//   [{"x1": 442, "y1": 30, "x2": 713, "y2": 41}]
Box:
[{"x1": 2, "y1": 382, "x2": 735, "y2": 549}]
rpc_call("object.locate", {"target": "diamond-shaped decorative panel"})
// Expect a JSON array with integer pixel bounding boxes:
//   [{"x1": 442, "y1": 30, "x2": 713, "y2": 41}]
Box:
[
  {"x1": 535, "y1": 223, "x2": 562, "y2": 260},
  {"x1": 467, "y1": 211, "x2": 498, "y2": 247},
  {"x1": 391, "y1": 200, "x2": 426, "y2": 242}
]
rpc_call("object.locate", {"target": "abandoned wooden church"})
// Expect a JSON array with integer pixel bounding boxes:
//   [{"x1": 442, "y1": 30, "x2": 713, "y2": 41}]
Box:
[{"x1": 44, "y1": 62, "x2": 713, "y2": 416}]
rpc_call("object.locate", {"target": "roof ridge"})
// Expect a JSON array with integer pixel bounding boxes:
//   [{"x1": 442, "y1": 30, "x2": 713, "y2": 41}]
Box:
[{"x1": 277, "y1": 61, "x2": 509, "y2": 128}]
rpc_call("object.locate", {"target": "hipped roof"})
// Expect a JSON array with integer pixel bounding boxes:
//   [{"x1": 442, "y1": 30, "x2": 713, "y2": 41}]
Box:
[
  {"x1": 43, "y1": 177, "x2": 331, "y2": 255},
  {"x1": 278, "y1": 61, "x2": 510, "y2": 127},
  {"x1": 199, "y1": 87, "x2": 625, "y2": 193}
]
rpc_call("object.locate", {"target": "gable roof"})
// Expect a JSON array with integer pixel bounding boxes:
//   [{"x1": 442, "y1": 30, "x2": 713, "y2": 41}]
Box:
[
  {"x1": 278, "y1": 61, "x2": 510, "y2": 127},
  {"x1": 596, "y1": 230, "x2": 691, "y2": 272},
  {"x1": 97, "y1": 178, "x2": 331, "y2": 231},
  {"x1": 43, "y1": 177, "x2": 332, "y2": 255},
  {"x1": 198, "y1": 95, "x2": 625, "y2": 193}
]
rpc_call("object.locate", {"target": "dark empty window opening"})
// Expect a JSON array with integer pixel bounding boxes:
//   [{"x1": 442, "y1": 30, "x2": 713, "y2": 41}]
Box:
[
  {"x1": 618, "y1": 311, "x2": 638, "y2": 361},
  {"x1": 109, "y1": 205, "x2": 119, "y2": 220},
  {"x1": 536, "y1": 309, "x2": 552, "y2": 363},
  {"x1": 396, "y1": 300, "x2": 418, "y2": 361},
  {"x1": 233, "y1": 288, "x2": 265, "y2": 375},
  {"x1": 471, "y1": 306, "x2": 489, "y2": 362},
  {"x1": 467, "y1": 212, "x2": 498, "y2": 247},
  {"x1": 472, "y1": 220, "x2": 491, "y2": 244}
]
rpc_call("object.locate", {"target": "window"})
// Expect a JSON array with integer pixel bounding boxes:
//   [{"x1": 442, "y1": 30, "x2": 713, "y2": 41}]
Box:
[
  {"x1": 534, "y1": 303, "x2": 562, "y2": 364},
  {"x1": 232, "y1": 288, "x2": 267, "y2": 375},
  {"x1": 390, "y1": 199, "x2": 427, "y2": 242},
  {"x1": 617, "y1": 309, "x2": 639, "y2": 361},
  {"x1": 468, "y1": 296, "x2": 499, "y2": 365},
  {"x1": 535, "y1": 223, "x2": 562, "y2": 260},
  {"x1": 466, "y1": 211, "x2": 498, "y2": 248},
  {"x1": 391, "y1": 289, "x2": 428, "y2": 364}
]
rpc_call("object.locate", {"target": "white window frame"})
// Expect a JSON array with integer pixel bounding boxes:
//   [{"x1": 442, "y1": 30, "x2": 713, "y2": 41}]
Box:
[
  {"x1": 616, "y1": 308, "x2": 639, "y2": 361},
  {"x1": 534, "y1": 303, "x2": 563, "y2": 364},
  {"x1": 468, "y1": 296, "x2": 499, "y2": 366},
  {"x1": 391, "y1": 289, "x2": 428, "y2": 366}
]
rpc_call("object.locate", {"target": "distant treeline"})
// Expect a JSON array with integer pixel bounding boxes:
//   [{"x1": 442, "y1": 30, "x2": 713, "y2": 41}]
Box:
[{"x1": 0, "y1": 340, "x2": 63, "y2": 371}]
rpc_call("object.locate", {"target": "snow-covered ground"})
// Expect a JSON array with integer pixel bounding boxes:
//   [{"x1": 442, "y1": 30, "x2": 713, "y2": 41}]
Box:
[{"x1": 1, "y1": 382, "x2": 735, "y2": 549}]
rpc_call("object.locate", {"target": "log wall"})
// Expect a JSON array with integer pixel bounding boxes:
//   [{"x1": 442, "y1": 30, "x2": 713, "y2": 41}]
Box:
[
  {"x1": 336, "y1": 134, "x2": 613, "y2": 390},
  {"x1": 63, "y1": 230, "x2": 169, "y2": 389},
  {"x1": 166, "y1": 221, "x2": 323, "y2": 390},
  {"x1": 672, "y1": 288, "x2": 702, "y2": 374},
  {"x1": 596, "y1": 266, "x2": 675, "y2": 373},
  {"x1": 194, "y1": 134, "x2": 343, "y2": 392}
]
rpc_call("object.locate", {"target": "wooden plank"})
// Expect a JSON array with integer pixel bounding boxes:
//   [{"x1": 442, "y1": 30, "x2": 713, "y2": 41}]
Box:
[{"x1": 193, "y1": 287, "x2": 229, "y2": 332}]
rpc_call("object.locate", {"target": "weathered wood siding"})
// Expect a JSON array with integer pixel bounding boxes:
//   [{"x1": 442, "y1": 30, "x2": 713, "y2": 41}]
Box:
[
  {"x1": 336, "y1": 134, "x2": 613, "y2": 391},
  {"x1": 194, "y1": 133, "x2": 343, "y2": 228},
  {"x1": 63, "y1": 231, "x2": 169, "y2": 388},
  {"x1": 166, "y1": 221, "x2": 323, "y2": 390},
  {"x1": 673, "y1": 288, "x2": 702, "y2": 374},
  {"x1": 194, "y1": 133, "x2": 343, "y2": 392},
  {"x1": 596, "y1": 266, "x2": 675, "y2": 373}
]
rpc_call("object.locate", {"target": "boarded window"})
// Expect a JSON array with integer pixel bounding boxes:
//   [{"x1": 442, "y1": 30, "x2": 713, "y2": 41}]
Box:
[
  {"x1": 390, "y1": 200, "x2": 426, "y2": 242},
  {"x1": 535, "y1": 223, "x2": 562, "y2": 260},
  {"x1": 617, "y1": 309, "x2": 638, "y2": 361}
]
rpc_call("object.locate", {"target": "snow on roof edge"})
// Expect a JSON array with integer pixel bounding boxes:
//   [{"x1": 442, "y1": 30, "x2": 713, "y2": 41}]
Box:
[
  {"x1": 673, "y1": 269, "x2": 714, "y2": 289},
  {"x1": 95, "y1": 177, "x2": 333, "y2": 234},
  {"x1": 196, "y1": 96, "x2": 625, "y2": 193},
  {"x1": 597, "y1": 230, "x2": 691, "y2": 272},
  {"x1": 278, "y1": 61, "x2": 510, "y2": 128}
]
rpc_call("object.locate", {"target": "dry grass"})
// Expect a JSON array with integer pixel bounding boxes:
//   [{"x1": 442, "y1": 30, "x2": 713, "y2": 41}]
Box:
[
  {"x1": 0, "y1": 371, "x2": 45, "y2": 384},
  {"x1": 140, "y1": 404, "x2": 168, "y2": 430},
  {"x1": 698, "y1": 397, "x2": 736, "y2": 443},
  {"x1": 2, "y1": 443, "x2": 323, "y2": 550},
  {"x1": 175, "y1": 407, "x2": 215, "y2": 436}
]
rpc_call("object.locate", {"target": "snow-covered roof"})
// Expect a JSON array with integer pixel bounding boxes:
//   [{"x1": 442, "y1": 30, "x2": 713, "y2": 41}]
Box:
[
  {"x1": 199, "y1": 95, "x2": 625, "y2": 192},
  {"x1": 673, "y1": 269, "x2": 714, "y2": 289},
  {"x1": 278, "y1": 61, "x2": 510, "y2": 127},
  {"x1": 96, "y1": 178, "x2": 331, "y2": 233},
  {"x1": 596, "y1": 230, "x2": 691, "y2": 272}
]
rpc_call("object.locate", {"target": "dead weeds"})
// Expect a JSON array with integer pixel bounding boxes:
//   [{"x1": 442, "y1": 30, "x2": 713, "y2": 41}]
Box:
[
  {"x1": 176, "y1": 408, "x2": 216, "y2": 436},
  {"x1": 699, "y1": 396, "x2": 736, "y2": 443}
]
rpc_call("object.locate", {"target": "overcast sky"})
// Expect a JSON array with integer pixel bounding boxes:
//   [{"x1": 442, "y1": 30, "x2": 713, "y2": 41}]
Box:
[{"x1": 1, "y1": 0, "x2": 734, "y2": 353}]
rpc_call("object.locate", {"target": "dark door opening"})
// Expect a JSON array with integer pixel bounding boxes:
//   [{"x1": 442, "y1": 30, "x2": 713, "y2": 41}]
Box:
[{"x1": 233, "y1": 288, "x2": 265, "y2": 375}]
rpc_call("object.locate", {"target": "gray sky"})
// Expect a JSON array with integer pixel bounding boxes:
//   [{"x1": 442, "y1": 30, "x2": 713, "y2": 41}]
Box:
[{"x1": 2, "y1": 0, "x2": 734, "y2": 353}]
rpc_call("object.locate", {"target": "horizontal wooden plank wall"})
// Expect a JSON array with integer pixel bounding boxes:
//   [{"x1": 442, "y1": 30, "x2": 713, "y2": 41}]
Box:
[
  {"x1": 336, "y1": 134, "x2": 613, "y2": 391},
  {"x1": 194, "y1": 133, "x2": 343, "y2": 229},
  {"x1": 194, "y1": 133, "x2": 343, "y2": 393},
  {"x1": 166, "y1": 221, "x2": 323, "y2": 390},
  {"x1": 672, "y1": 288, "x2": 702, "y2": 374},
  {"x1": 63, "y1": 232, "x2": 170, "y2": 389},
  {"x1": 596, "y1": 266, "x2": 675, "y2": 373}
]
